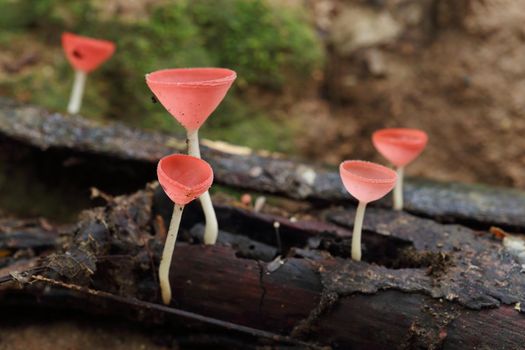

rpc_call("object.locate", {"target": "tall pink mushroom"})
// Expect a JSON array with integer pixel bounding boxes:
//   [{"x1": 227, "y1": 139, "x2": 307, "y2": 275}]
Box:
[
  {"x1": 146, "y1": 68, "x2": 236, "y2": 245},
  {"x1": 372, "y1": 128, "x2": 428, "y2": 211},
  {"x1": 62, "y1": 32, "x2": 116, "y2": 114},
  {"x1": 340, "y1": 160, "x2": 397, "y2": 261},
  {"x1": 157, "y1": 154, "x2": 213, "y2": 304}
]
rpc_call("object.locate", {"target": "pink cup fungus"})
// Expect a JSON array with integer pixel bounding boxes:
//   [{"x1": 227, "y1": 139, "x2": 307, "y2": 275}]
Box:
[
  {"x1": 146, "y1": 68, "x2": 236, "y2": 245},
  {"x1": 62, "y1": 32, "x2": 116, "y2": 114},
  {"x1": 157, "y1": 153, "x2": 213, "y2": 305},
  {"x1": 372, "y1": 128, "x2": 428, "y2": 211},
  {"x1": 340, "y1": 160, "x2": 397, "y2": 261}
]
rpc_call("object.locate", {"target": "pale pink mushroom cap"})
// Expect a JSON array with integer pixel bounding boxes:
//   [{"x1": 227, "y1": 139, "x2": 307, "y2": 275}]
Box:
[
  {"x1": 146, "y1": 68, "x2": 237, "y2": 131},
  {"x1": 157, "y1": 154, "x2": 213, "y2": 206},
  {"x1": 372, "y1": 128, "x2": 428, "y2": 167},
  {"x1": 339, "y1": 160, "x2": 397, "y2": 203},
  {"x1": 62, "y1": 32, "x2": 115, "y2": 73}
]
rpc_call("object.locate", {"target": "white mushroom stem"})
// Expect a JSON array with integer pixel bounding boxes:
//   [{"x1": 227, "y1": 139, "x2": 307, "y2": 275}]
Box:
[
  {"x1": 351, "y1": 201, "x2": 367, "y2": 261},
  {"x1": 67, "y1": 70, "x2": 87, "y2": 114},
  {"x1": 393, "y1": 166, "x2": 404, "y2": 211},
  {"x1": 187, "y1": 129, "x2": 218, "y2": 245},
  {"x1": 159, "y1": 203, "x2": 184, "y2": 305}
]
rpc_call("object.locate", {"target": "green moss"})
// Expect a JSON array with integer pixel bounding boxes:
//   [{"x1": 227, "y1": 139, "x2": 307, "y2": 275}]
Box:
[
  {"x1": 0, "y1": 0, "x2": 323, "y2": 153},
  {"x1": 188, "y1": 0, "x2": 323, "y2": 89},
  {"x1": 202, "y1": 97, "x2": 296, "y2": 152}
]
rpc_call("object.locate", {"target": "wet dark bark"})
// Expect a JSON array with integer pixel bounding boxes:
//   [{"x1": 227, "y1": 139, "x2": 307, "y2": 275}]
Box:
[
  {"x1": 1, "y1": 185, "x2": 524, "y2": 349},
  {"x1": 1, "y1": 98, "x2": 525, "y2": 230}
]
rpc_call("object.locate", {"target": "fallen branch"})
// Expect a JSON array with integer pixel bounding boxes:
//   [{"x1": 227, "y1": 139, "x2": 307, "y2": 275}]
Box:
[
  {"x1": 1, "y1": 98, "x2": 525, "y2": 230},
  {"x1": 1, "y1": 185, "x2": 524, "y2": 348}
]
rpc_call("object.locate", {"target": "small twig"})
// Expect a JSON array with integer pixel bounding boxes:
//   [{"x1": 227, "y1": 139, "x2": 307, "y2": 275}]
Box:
[
  {"x1": 30, "y1": 275, "x2": 323, "y2": 349},
  {"x1": 0, "y1": 274, "x2": 13, "y2": 284},
  {"x1": 0, "y1": 266, "x2": 45, "y2": 285},
  {"x1": 90, "y1": 187, "x2": 114, "y2": 203}
]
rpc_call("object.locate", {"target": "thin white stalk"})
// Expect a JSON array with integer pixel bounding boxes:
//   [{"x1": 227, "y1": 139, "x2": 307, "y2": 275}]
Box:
[
  {"x1": 199, "y1": 191, "x2": 218, "y2": 244},
  {"x1": 67, "y1": 70, "x2": 87, "y2": 114},
  {"x1": 393, "y1": 166, "x2": 404, "y2": 211},
  {"x1": 352, "y1": 201, "x2": 367, "y2": 261},
  {"x1": 187, "y1": 129, "x2": 201, "y2": 158},
  {"x1": 159, "y1": 204, "x2": 184, "y2": 305},
  {"x1": 187, "y1": 129, "x2": 219, "y2": 245}
]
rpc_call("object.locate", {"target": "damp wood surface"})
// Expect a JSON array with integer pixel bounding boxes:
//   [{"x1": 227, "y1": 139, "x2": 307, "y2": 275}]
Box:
[
  {"x1": 1, "y1": 185, "x2": 524, "y2": 349},
  {"x1": 2, "y1": 98, "x2": 525, "y2": 231}
]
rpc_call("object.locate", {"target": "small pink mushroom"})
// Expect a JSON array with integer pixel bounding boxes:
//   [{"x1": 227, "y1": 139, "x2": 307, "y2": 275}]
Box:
[
  {"x1": 372, "y1": 128, "x2": 428, "y2": 210},
  {"x1": 157, "y1": 154, "x2": 213, "y2": 304},
  {"x1": 340, "y1": 160, "x2": 397, "y2": 261},
  {"x1": 61, "y1": 32, "x2": 116, "y2": 114}
]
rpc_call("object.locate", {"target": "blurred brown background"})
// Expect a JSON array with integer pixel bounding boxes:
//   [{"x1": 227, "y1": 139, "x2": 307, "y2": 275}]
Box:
[{"x1": 302, "y1": 0, "x2": 525, "y2": 189}]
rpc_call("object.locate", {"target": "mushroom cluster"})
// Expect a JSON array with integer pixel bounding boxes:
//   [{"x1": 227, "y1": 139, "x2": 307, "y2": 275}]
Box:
[
  {"x1": 338, "y1": 128, "x2": 428, "y2": 261},
  {"x1": 56, "y1": 32, "x2": 430, "y2": 301},
  {"x1": 146, "y1": 68, "x2": 236, "y2": 245},
  {"x1": 146, "y1": 68, "x2": 236, "y2": 304}
]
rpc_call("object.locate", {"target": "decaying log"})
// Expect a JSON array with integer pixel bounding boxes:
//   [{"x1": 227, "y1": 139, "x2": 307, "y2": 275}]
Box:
[
  {"x1": 1, "y1": 184, "x2": 524, "y2": 349},
  {"x1": 2, "y1": 98, "x2": 525, "y2": 230},
  {"x1": 0, "y1": 217, "x2": 61, "y2": 252},
  {"x1": 4, "y1": 275, "x2": 321, "y2": 349},
  {"x1": 0, "y1": 217, "x2": 67, "y2": 274}
]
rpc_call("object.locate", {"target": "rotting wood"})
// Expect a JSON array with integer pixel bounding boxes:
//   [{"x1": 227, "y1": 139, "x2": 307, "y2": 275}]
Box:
[
  {"x1": 2, "y1": 98, "x2": 525, "y2": 230},
  {"x1": 24, "y1": 275, "x2": 324, "y2": 350},
  {"x1": 1, "y1": 184, "x2": 525, "y2": 349}
]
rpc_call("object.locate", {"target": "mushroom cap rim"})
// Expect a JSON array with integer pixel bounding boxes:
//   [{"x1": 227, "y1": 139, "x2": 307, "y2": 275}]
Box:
[
  {"x1": 339, "y1": 160, "x2": 397, "y2": 184},
  {"x1": 157, "y1": 154, "x2": 213, "y2": 193},
  {"x1": 145, "y1": 68, "x2": 237, "y2": 87},
  {"x1": 372, "y1": 128, "x2": 428, "y2": 146}
]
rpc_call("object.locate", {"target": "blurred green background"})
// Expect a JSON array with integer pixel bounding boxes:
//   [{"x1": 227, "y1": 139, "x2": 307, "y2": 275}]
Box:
[{"x1": 0, "y1": 0, "x2": 324, "y2": 152}]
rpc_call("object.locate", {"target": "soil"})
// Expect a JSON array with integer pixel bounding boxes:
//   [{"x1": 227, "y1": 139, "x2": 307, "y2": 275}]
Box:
[
  {"x1": 0, "y1": 323, "x2": 164, "y2": 350},
  {"x1": 0, "y1": 311, "x2": 167, "y2": 350},
  {"x1": 295, "y1": 0, "x2": 525, "y2": 189}
]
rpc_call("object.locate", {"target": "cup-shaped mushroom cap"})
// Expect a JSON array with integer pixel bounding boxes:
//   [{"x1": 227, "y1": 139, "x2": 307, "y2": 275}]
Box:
[
  {"x1": 61, "y1": 32, "x2": 116, "y2": 73},
  {"x1": 146, "y1": 68, "x2": 236, "y2": 131},
  {"x1": 157, "y1": 154, "x2": 214, "y2": 206},
  {"x1": 372, "y1": 128, "x2": 428, "y2": 167},
  {"x1": 339, "y1": 160, "x2": 397, "y2": 203}
]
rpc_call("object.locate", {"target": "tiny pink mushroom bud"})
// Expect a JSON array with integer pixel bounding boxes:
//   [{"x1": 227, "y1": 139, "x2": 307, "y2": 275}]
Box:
[
  {"x1": 372, "y1": 128, "x2": 428, "y2": 211},
  {"x1": 157, "y1": 154, "x2": 213, "y2": 305},
  {"x1": 241, "y1": 193, "x2": 252, "y2": 206},
  {"x1": 340, "y1": 160, "x2": 397, "y2": 261},
  {"x1": 61, "y1": 32, "x2": 116, "y2": 114},
  {"x1": 146, "y1": 68, "x2": 236, "y2": 245}
]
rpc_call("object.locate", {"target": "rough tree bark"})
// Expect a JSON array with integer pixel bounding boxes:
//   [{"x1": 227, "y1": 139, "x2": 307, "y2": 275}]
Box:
[{"x1": 1, "y1": 184, "x2": 524, "y2": 349}]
